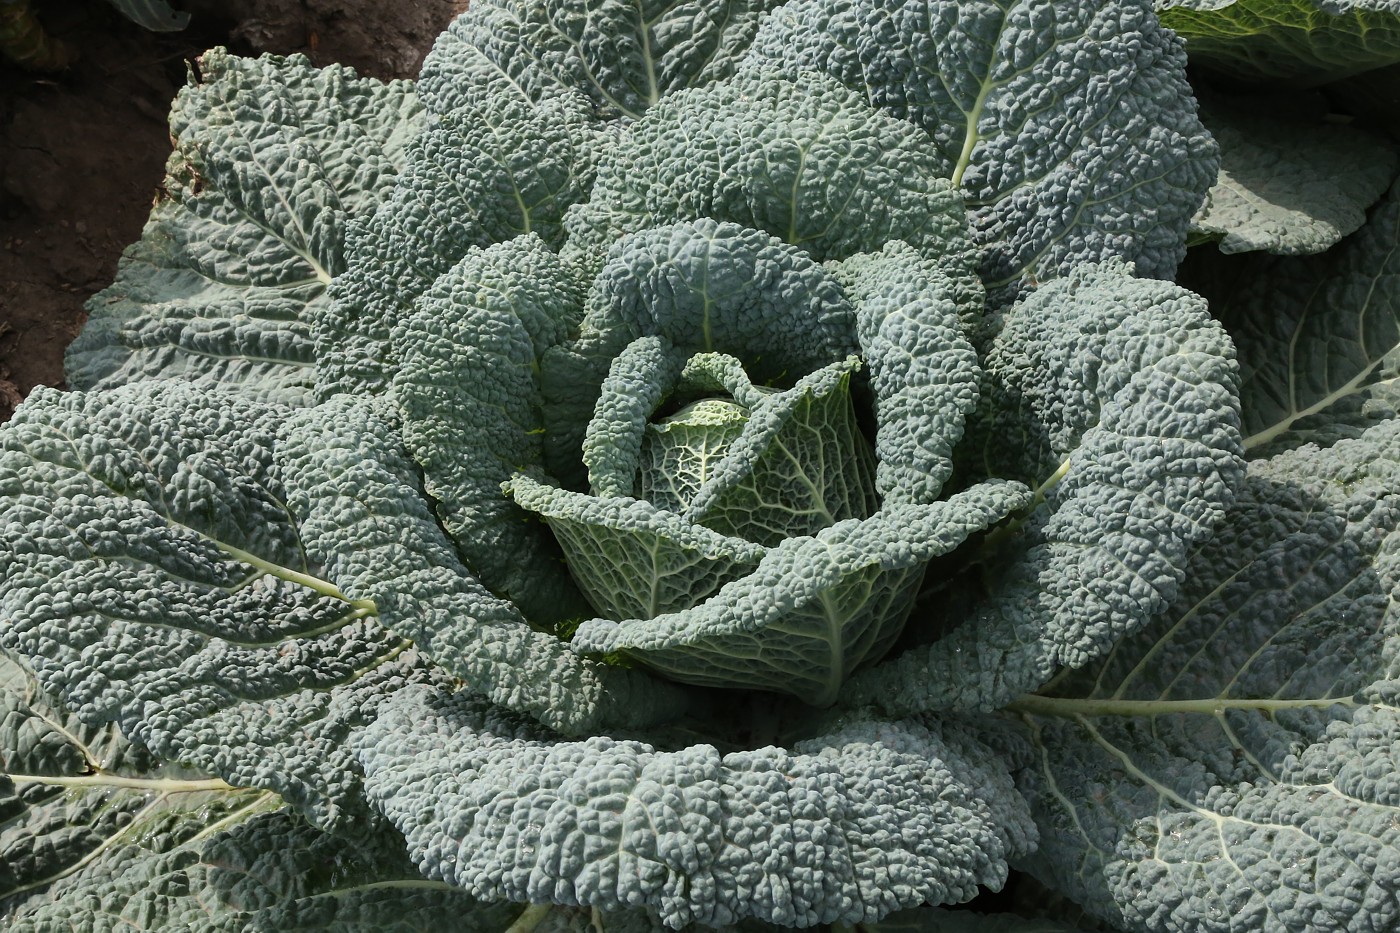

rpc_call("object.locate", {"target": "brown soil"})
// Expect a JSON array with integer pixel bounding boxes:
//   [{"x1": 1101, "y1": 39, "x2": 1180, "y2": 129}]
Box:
[{"x1": 0, "y1": 0, "x2": 463, "y2": 421}]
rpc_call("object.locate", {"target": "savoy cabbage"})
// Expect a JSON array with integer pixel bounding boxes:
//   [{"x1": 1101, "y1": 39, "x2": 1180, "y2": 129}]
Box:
[{"x1": 4, "y1": 0, "x2": 1400, "y2": 930}]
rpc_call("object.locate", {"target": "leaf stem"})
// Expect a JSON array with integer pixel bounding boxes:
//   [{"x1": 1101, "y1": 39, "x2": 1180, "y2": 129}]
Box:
[
  {"x1": 505, "y1": 903, "x2": 555, "y2": 933},
  {"x1": 5, "y1": 772, "x2": 239, "y2": 791},
  {"x1": 213, "y1": 540, "x2": 377, "y2": 611}
]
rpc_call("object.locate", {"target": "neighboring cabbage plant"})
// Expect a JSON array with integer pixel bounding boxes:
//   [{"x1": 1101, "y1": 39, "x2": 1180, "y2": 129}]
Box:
[{"x1": 4, "y1": 0, "x2": 1400, "y2": 932}]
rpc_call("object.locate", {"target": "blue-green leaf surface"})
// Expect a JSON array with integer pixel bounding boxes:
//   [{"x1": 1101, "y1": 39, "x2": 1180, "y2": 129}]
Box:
[
  {"x1": 834, "y1": 242, "x2": 983, "y2": 505},
  {"x1": 314, "y1": 88, "x2": 602, "y2": 398},
  {"x1": 358, "y1": 686, "x2": 1035, "y2": 929},
  {"x1": 584, "y1": 335, "x2": 689, "y2": 500},
  {"x1": 391, "y1": 235, "x2": 591, "y2": 626},
  {"x1": 278, "y1": 395, "x2": 692, "y2": 736},
  {"x1": 540, "y1": 219, "x2": 860, "y2": 484},
  {"x1": 68, "y1": 49, "x2": 422, "y2": 405},
  {"x1": 846, "y1": 262, "x2": 1245, "y2": 713},
  {"x1": 0, "y1": 652, "x2": 269, "y2": 911},
  {"x1": 506, "y1": 473, "x2": 766, "y2": 621},
  {"x1": 0, "y1": 384, "x2": 438, "y2": 830},
  {"x1": 1013, "y1": 418, "x2": 1400, "y2": 933},
  {"x1": 5, "y1": 799, "x2": 515, "y2": 932},
  {"x1": 1207, "y1": 179, "x2": 1400, "y2": 454},
  {"x1": 1191, "y1": 98, "x2": 1399, "y2": 256},
  {"x1": 747, "y1": 0, "x2": 1216, "y2": 301},
  {"x1": 417, "y1": 0, "x2": 784, "y2": 118},
  {"x1": 572, "y1": 481, "x2": 1030, "y2": 705},
  {"x1": 564, "y1": 67, "x2": 977, "y2": 303}
]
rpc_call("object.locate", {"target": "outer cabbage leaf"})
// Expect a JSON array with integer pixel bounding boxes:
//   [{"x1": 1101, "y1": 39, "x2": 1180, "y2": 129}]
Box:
[
  {"x1": 747, "y1": 0, "x2": 1216, "y2": 301},
  {"x1": 5, "y1": 800, "x2": 519, "y2": 932},
  {"x1": 1158, "y1": 0, "x2": 1400, "y2": 85},
  {"x1": 315, "y1": 89, "x2": 602, "y2": 398},
  {"x1": 564, "y1": 67, "x2": 977, "y2": 307},
  {"x1": 1205, "y1": 179, "x2": 1400, "y2": 454},
  {"x1": 1191, "y1": 97, "x2": 1399, "y2": 255},
  {"x1": 571, "y1": 481, "x2": 1031, "y2": 705},
  {"x1": 0, "y1": 383, "x2": 438, "y2": 830},
  {"x1": 416, "y1": 0, "x2": 784, "y2": 118},
  {"x1": 1012, "y1": 418, "x2": 1400, "y2": 933},
  {"x1": 358, "y1": 685, "x2": 1035, "y2": 929},
  {"x1": 68, "y1": 49, "x2": 422, "y2": 405},
  {"x1": 276, "y1": 394, "x2": 692, "y2": 736},
  {"x1": 0, "y1": 652, "x2": 267, "y2": 909},
  {"x1": 845, "y1": 262, "x2": 1244, "y2": 713},
  {"x1": 391, "y1": 235, "x2": 592, "y2": 626}
]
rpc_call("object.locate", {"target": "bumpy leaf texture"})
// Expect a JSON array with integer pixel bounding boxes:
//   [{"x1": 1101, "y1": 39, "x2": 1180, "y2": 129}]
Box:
[
  {"x1": 566, "y1": 481, "x2": 1030, "y2": 704},
  {"x1": 313, "y1": 88, "x2": 603, "y2": 399},
  {"x1": 1014, "y1": 418, "x2": 1400, "y2": 933},
  {"x1": 1200, "y1": 179, "x2": 1400, "y2": 454},
  {"x1": 843, "y1": 262, "x2": 1245, "y2": 713},
  {"x1": 358, "y1": 686, "x2": 1036, "y2": 929},
  {"x1": 541, "y1": 219, "x2": 863, "y2": 485},
  {"x1": 67, "y1": 49, "x2": 422, "y2": 405},
  {"x1": 0, "y1": 384, "x2": 440, "y2": 829},
  {"x1": 5, "y1": 801, "x2": 515, "y2": 933},
  {"x1": 0, "y1": 653, "x2": 262, "y2": 909},
  {"x1": 562, "y1": 66, "x2": 979, "y2": 309},
  {"x1": 747, "y1": 0, "x2": 1217, "y2": 302},
  {"x1": 0, "y1": 382, "x2": 686, "y2": 835},
  {"x1": 417, "y1": 0, "x2": 787, "y2": 116},
  {"x1": 389, "y1": 235, "x2": 593, "y2": 626}
]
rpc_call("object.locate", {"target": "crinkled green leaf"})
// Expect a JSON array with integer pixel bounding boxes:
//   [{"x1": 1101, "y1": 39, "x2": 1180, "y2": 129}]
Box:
[
  {"x1": 68, "y1": 49, "x2": 422, "y2": 405},
  {"x1": 747, "y1": 0, "x2": 1216, "y2": 301},
  {"x1": 564, "y1": 67, "x2": 977, "y2": 305},
  {"x1": 0, "y1": 653, "x2": 266, "y2": 910},
  {"x1": 685, "y1": 357, "x2": 879, "y2": 545},
  {"x1": 0, "y1": 383, "x2": 439, "y2": 831},
  {"x1": 573, "y1": 481, "x2": 1031, "y2": 705},
  {"x1": 278, "y1": 395, "x2": 692, "y2": 736},
  {"x1": 1158, "y1": 0, "x2": 1400, "y2": 85},
  {"x1": 1207, "y1": 179, "x2": 1400, "y2": 454},
  {"x1": 506, "y1": 473, "x2": 766, "y2": 621},
  {"x1": 846, "y1": 262, "x2": 1245, "y2": 713},
  {"x1": 540, "y1": 219, "x2": 859, "y2": 485},
  {"x1": 638, "y1": 398, "x2": 752, "y2": 514},
  {"x1": 5, "y1": 799, "x2": 516, "y2": 933},
  {"x1": 358, "y1": 685, "x2": 1035, "y2": 929},
  {"x1": 585, "y1": 335, "x2": 689, "y2": 500},
  {"x1": 417, "y1": 0, "x2": 784, "y2": 118},
  {"x1": 390, "y1": 235, "x2": 591, "y2": 626},
  {"x1": 314, "y1": 88, "x2": 602, "y2": 398},
  {"x1": 1012, "y1": 418, "x2": 1400, "y2": 933},
  {"x1": 1192, "y1": 97, "x2": 1399, "y2": 255},
  {"x1": 833, "y1": 242, "x2": 983, "y2": 506},
  {"x1": 637, "y1": 352, "x2": 773, "y2": 513}
]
